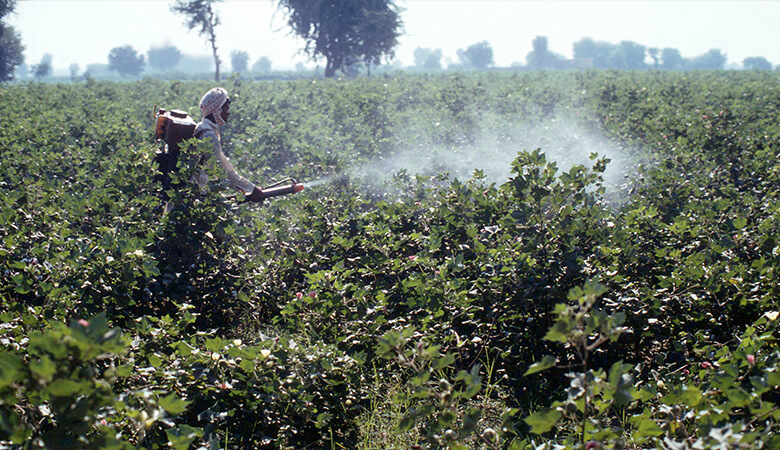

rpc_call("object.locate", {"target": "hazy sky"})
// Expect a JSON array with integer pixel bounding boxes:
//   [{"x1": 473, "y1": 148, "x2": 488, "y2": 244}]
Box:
[{"x1": 7, "y1": 0, "x2": 780, "y2": 73}]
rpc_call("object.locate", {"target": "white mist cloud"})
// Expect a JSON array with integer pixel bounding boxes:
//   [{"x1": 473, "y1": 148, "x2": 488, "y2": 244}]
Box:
[
  {"x1": 302, "y1": 113, "x2": 644, "y2": 207},
  {"x1": 344, "y1": 114, "x2": 638, "y2": 195}
]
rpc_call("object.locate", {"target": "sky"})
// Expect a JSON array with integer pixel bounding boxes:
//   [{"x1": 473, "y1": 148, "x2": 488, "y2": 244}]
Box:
[{"x1": 7, "y1": 0, "x2": 780, "y2": 74}]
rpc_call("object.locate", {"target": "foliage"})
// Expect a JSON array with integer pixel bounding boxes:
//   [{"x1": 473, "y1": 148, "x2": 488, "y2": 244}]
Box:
[
  {"x1": 31, "y1": 53, "x2": 52, "y2": 79},
  {"x1": 572, "y1": 38, "x2": 613, "y2": 69},
  {"x1": 376, "y1": 327, "x2": 517, "y2": 449},
  {"x1": 147, "y1": 45, "x2": 182, "y2": 72},
  {"x1": 0, "y1": 22, "x2": 24, "y2": 82},
  {"x1": 171, "y1": 0, "x2": 222, "y2": 81},
  {"x1": 68, "y1": 63, "x2": 79, "y2": 80},
  {"x1": 523, "y1": 281, "x2": 632, "y2": 446},
  {"x1": 525, "y1": 282, "x2": 780, "y2": 449},
  {"x1": 689, "y1": 49, "x2": 727, "y2": 70},
  {"x1": 252, "y1": 56, "x2": 272, "y2": 73},
  {"x1": 413, "y1": 47, "x2": 443, "y2": 70},
  {"x1": 230, "y1": 50, "x2": 249, "y2": 73},
  {"x1": 568, "y1": 37, "x2": 731, "y2": 71},
  {"x1": 0, "y1": 0, "x2": 23, "y2": 82},
  {"x1": 608, "y1": 41, "x2": 648, "y2": 70},
  {"x1": 743, "y1": 56, "x2": 772, "y2": 71},
  {"x1": 661, "y1": 48, "x2": 684, "y2": 70},
  {"x1": 277, "y1": 0, "x2": 403, "y2": 77},
  {"x1": 0, "y1": 313, "x2": 151, "y2": 448},
  {"x1": 456, "y1": 41, "x2": 494, "y2": 69},
  {"x1": 1, "y1": 71, "x2": 780, "y2": 448},
  {"x1": 0, "y1": 0, "x2": 16, "y2": 20},
  {"x1": 108, "y1": 45, "x2": 145, "y2": 77},
  {"x1": 526, "y1": 36, "x2": 566, "y2": 70}
]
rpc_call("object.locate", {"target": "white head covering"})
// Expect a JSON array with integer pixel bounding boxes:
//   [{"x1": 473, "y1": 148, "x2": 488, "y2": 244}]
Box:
[{"x1": 199, "y1": 87, "x2": 229, "y2": 126}]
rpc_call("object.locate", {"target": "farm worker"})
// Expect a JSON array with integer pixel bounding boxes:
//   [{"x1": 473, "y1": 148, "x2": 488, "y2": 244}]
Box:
[{"x1": 194, "y1": 87, "x2": 265, "y2": 203}]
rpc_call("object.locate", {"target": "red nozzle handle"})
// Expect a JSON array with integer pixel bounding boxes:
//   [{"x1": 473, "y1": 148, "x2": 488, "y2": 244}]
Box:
[{"x1": 259, "y1": 182, "x2": 305, "y2": 199}]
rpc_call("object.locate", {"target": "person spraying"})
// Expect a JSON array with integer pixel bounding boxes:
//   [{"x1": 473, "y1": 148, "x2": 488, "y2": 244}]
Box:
[
  {"x1": 194, "y1": 87, "x2": 266, "y2": 203},
  {"x1": 155, "y1": 87, "x2": 303, "y2": 206}
]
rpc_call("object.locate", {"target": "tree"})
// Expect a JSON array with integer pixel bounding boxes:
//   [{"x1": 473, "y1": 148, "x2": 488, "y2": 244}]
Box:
[
  {"x1": 572, "y1": 38, "x2": 613, "y2": 69},
  {"x1": 690, "y1": 49, "x2": 726, "y2": 70},
  {"x1": 743, "y1": 56, "x2": 772, "y2": 71},
  {"x1": 69, "y1": 63, "x2": 79, "y2": 80},
  {"x1": 0, "y1": 23, "x2": 24, "y2": 81},
  {"x1": 32, "y1": 53, "x2": 52, "y2": 79},
  {"x1": 148, "y1": 44, "x2": 182, "y2": 72},
  {"x1": 1, "y1": 0, "x2": 16, "y2": 19},
  {"x1": 660, "y1": 48, "x2": 684, "y2": 70},
  {"x1": 277, "y1": 0, "x2": 403, "y2": 78},
  {"x1": 172, "y1": 0, "x2": 222, "y2": 81},
  {"x1": 1, "y1": 0, "x2": 24, "y2": 82},
  {"x1": 526, "y1": 36, "x2": 565, "y2": 69},
  {"x1": 608, "y1": 41, "x2": 647, "y2": 70},
  {"x1": 252, "y1": 56, "x2": 272, "y2": 73},
  {"x1": 230, "y1": 50, "x2": 249, "y2": 72},
  {"x1": 648, "y1": 47, "x2": 660, "y2": 68},
  {"x1": 526, "y1": 36, "x2": 549, "y2": 68},
  {"x1": 108, "y1": 45, "x2": 145, "y2": 77},
  {"x1": 413, "y1": 47, "x2": 442, "y2": 70},
  {"x1": 456, "y1": 41, "x2": 493, "y2": 69}
]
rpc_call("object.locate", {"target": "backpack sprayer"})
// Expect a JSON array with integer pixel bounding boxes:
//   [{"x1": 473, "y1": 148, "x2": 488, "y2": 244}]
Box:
[
  {"x1": 242, "y1": 177, "x2": 305, "y2": 203},
  {"x1": 154, "y1": 107, "x2": 305, "y2": 202}
]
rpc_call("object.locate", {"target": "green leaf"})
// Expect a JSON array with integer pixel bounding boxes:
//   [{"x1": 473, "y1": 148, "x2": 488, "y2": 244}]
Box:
[
  {"x1": 84, "y1": 312, "x2": 109, "y2": 339},
  {"x1": 30, "y1": 356, "x2": 56, "y2": 382},
  {"x1": 0, "y1": 352, "x2": 23, "y2": 389},
  {"x1": 148, "y1": 354, "x2": 163, "y2": 367},
  {"x1": 750, "y1": 376, "x2": 771, "y2": 395},
  {"x1": 524, "y1": 408, "x2": 561, "y2": 434},
  {"x1": 143, "y1": 259, "x2": 160, "y2": 276},
  {"x1": 436, "y1": 410, "x2": 457, "y2": 428},
  {"x1": 543, "y1": 325, "x2": 568, "y2": 343},
  {"x1": 680, "y1": 385, "x2": 703, "y2": 407},
  {"x1": 398, "y1": 412, "x2": 416, "y2": 432},
  {"x1": 47, "y1": 379, "x2": 85, "y2": 397},
  {"x1": 461, "y1": 408, "x2": 482, "y2": 435},
  {"x1": 634, "y1": 416, "x2": 663, "y2": 437},
  {"x1": 205, "y1": 337, "x2": 224, "y2": 352},
  {"x1": 524, "y1": 355, "x2": 558, "y2": 376},
  {"x1": 115, "y1": 364, "x2": 134, "y2": 377},
  {"x1": 432, "y1": 353, "x2": 456, "y2": 370},
  {"x1": 725, "y1": 388, "x2": 752, "y2": 408},
  {"x1": 165, "y1": 425, "x2": 201, "y2": 450},
  {"x1": 315, "y1": 412, "x2": 332, "y2": 429},
  {"x1": 174, "y1": 341, "x2": 193, "y2": 357},
  {"x1": 159, "y1": 393, "x2": 190, "y2": 415},
  {"x1": 508, "y1": 440, "x2": 530, "y2": 450}
]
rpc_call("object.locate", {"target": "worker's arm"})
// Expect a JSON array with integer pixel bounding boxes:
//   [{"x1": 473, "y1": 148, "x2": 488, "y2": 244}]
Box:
[{"x1": 203, "y1": 131, "x2": 256, "y2": 193}]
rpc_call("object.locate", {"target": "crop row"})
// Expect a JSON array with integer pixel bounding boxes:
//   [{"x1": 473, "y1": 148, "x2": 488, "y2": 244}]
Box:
[{"x1": 1, "y1": 71, "x2": 779, "y2": 448}]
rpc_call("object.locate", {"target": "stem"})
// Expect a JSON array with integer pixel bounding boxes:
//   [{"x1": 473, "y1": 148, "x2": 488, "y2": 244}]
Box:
[
  {"x1": 207, "y1": 5, "x2": 220, "y2": 82},
  {"x1": 573, "y1": 328, "x2": 590, "y2": 445},
  {"x1": 581, "y1": 396, "x2": 588, "y2": 444}
]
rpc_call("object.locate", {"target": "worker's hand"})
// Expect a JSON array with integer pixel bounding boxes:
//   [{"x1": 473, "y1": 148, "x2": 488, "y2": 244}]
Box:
[{"x1": 244, "y1": 186, "x2": 266, "y2": 203}]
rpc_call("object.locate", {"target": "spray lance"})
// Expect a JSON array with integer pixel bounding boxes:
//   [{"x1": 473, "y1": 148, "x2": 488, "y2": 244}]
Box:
[{"x1": 240, "y1": 177, "x2": 305, "y2": 203}]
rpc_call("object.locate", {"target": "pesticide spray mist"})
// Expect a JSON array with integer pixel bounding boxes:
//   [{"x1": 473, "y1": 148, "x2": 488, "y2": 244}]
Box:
[{"x1": 304, "y1": 113, "x2": 641, "y2": 203}]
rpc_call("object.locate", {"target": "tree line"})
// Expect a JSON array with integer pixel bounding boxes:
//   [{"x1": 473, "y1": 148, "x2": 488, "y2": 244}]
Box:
[
  {"x1": 3, "y1": 0, "x2": 778, "y2": 82},
  {"x1": 416, "y1": 36, "x2": 774, "y2": 71}
]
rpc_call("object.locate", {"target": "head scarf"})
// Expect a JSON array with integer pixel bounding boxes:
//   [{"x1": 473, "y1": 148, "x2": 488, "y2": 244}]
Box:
[{"x1": 199, "y1": 87, "x2": 229, "y2": 126}]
